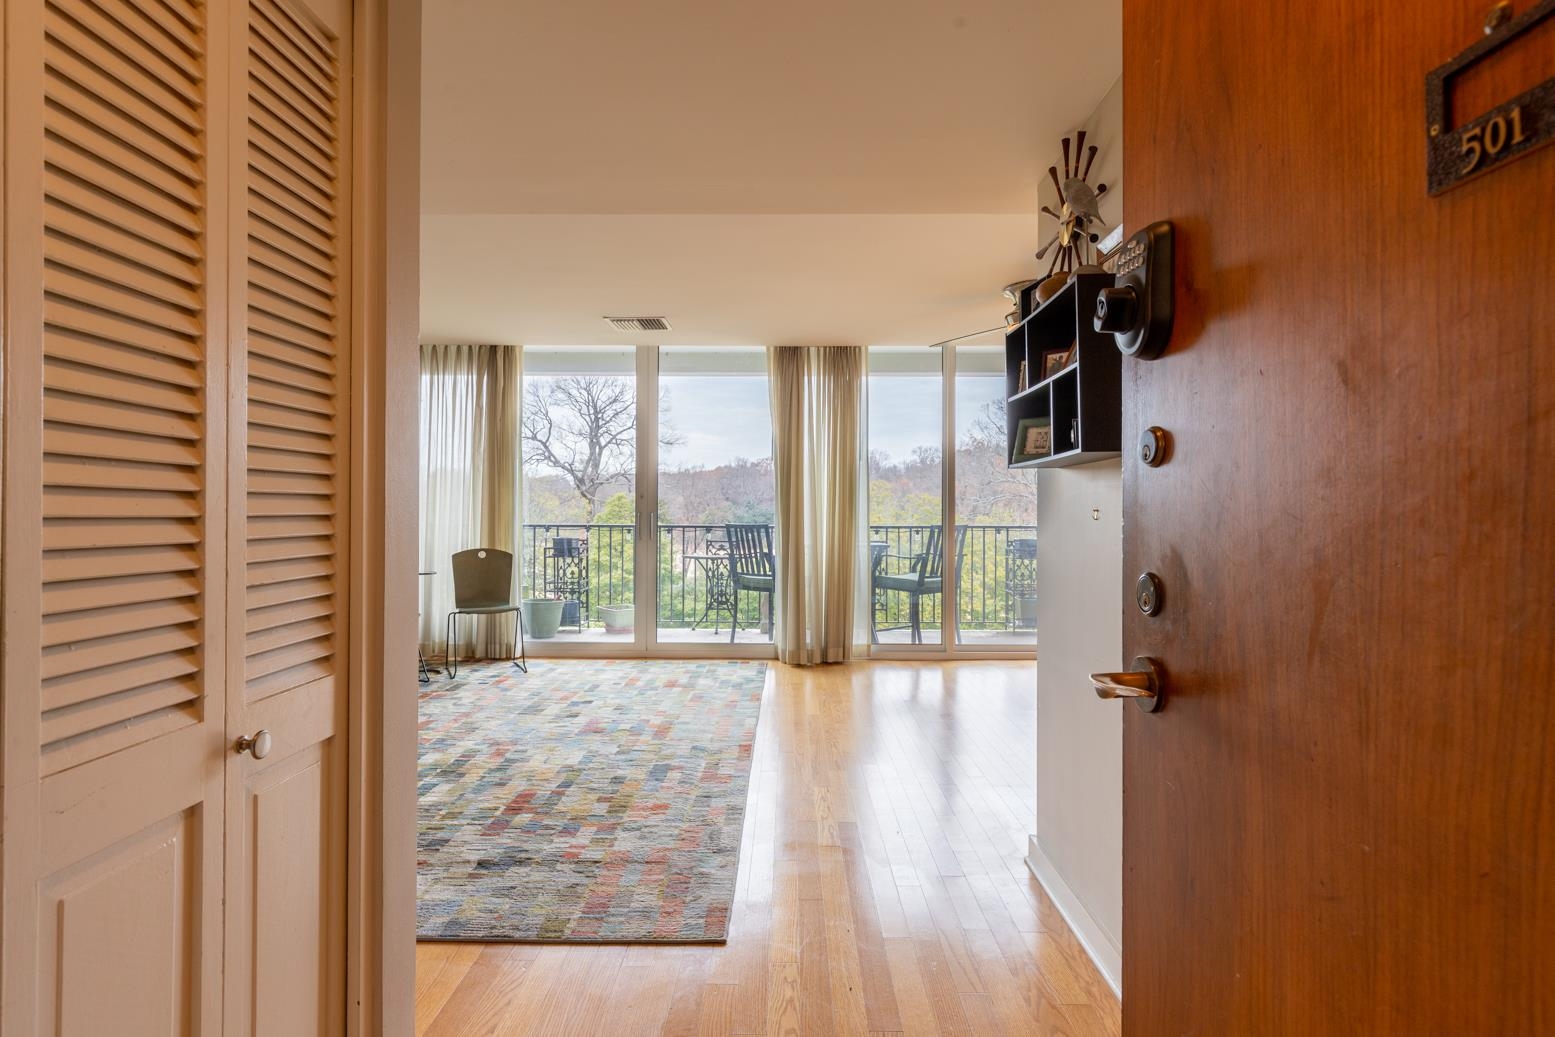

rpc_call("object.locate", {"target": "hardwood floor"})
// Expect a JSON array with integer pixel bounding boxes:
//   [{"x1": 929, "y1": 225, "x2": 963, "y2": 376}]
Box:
[{"x1": 415, "y1": 660, "x2": 1121, "y2": 1036}]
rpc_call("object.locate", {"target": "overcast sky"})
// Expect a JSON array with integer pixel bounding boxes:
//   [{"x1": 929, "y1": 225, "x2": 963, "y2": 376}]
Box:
[{"x1": 659, "y1": 374, "x2": 1002, "y2": 470}]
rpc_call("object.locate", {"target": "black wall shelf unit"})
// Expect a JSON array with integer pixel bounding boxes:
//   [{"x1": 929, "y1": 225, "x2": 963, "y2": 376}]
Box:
[{"x1": 1005, "y1": 272, "x2": 1122, "y2": 469}]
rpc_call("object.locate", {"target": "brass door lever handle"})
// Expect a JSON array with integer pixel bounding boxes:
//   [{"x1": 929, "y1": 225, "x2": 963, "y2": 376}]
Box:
[{"x1": 1090, "y1": 657, "x2": 1164, "y2": 713}]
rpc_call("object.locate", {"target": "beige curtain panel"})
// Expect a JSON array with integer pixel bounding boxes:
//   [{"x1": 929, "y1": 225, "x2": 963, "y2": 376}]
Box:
[
  {"x1": 419, "y1": 343, "x2": 522, "y2": 659},
  {"x1": 768, "y1": 345, "x2": 864, "y2": 665}
]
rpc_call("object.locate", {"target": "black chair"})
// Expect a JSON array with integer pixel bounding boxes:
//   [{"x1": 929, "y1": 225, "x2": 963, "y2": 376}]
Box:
[
  {"x1": 871, "y1": 526, "x2": 966, "y2": 644},
  {"x1": 444, "y1": 548, "x2": 527, "y2": 678},
  {"x1": 724, "y1": 523, "x2": 775, "y2": 643}
]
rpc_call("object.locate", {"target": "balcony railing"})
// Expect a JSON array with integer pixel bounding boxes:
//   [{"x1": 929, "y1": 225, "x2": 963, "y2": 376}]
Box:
[
  {"x1": 519, "y1": 522, "x2": 1038, "y2": 636},
  {"x1": 868, "y1": 524, "x2": 1038, "y2": 635}
]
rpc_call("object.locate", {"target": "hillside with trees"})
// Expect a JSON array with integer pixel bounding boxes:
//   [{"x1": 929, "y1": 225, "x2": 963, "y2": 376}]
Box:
[
  {"x1": 520, "y1": 377, "x2": 1036, "y2": 529},
  {"x1": 516, "y1": 374, "x2": 1037, "y2": 633}
]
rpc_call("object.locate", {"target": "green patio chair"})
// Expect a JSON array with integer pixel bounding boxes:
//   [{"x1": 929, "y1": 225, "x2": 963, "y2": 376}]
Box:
[
  {"x1": 871, "y1": 526, "x2": 966, "y2": 644},
  {"x1": 444, "y1": 547, "x2": 527, "y2": 678},
  {"x1": 724, "y1": 523, "x2": 775, "y2": 643}
]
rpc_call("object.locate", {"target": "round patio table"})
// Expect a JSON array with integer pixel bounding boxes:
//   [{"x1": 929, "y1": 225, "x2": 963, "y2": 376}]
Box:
[{"x1": 682, "y1": 546, "x2": 735, "y2": 633}]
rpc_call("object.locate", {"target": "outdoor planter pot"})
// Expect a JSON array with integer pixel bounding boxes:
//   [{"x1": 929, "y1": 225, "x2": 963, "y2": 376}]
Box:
[
  {"x1": 598, "y1": 604, "x2": 634, "y2": 635},
  {"x1": 524, "y1": 598, "x2": 564, "y2": 639}
]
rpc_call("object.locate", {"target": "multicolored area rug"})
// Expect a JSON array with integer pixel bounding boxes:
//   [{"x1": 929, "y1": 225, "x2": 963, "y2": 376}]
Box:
[{"x1": 416, "y1": 659, "x2": 767, "y2": 942}]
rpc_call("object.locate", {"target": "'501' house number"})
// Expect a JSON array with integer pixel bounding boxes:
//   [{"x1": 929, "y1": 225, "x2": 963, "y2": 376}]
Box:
[
  {"x1": 1425, "y1": 0, "x2": 1555, "y2": 196},
  {"x1": 1457, "y1": 105, "x2": 1532, "y2": 174}
]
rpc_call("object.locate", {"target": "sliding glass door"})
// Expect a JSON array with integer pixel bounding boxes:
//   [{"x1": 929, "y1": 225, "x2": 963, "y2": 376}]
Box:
[
  {"x1": 512, "y1": 343, "x2": 1029, "y2": 657},
  {"x1": 653, "y1": 347, "x2": 775, "y2": 647},
  {"x1": 865, "y1": 348, "x2": 946, "y2": 645},
  {"x1": 953, "y1": 344, "x2": 1039, "y2": 647},
  {"x1": 519, "y1": 347, "x2": 638, "y2": 645},
  {"x1": 864, "y1": 341, "x2": 1039, "y2": 654},
  {"x1": 516, "y1": 345, "x2": 774, "y2": 656}
]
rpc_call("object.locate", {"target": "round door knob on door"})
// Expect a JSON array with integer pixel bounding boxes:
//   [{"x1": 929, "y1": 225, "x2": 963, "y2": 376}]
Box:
[
  {"x1": 1090, "y1": 657, "x2": 1164, "y2": 713},
  {"x1": 235, "y1": 729, "x2": 273, "y2": 759}
]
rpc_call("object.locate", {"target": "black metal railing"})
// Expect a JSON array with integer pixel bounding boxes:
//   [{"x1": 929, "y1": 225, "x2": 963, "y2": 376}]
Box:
[
  {"x1": 867, "y1": 524, "x2": 1039, "y2": 635},
  {"x1": 518, "y1": 522, "x2": 1037, "y2": 635},
  {"x1": 654, "y1": 524, "x2": 767, "y2": 633},
  {"x1": 520, "y1": 524, "x2": 635, "y2": 630}
]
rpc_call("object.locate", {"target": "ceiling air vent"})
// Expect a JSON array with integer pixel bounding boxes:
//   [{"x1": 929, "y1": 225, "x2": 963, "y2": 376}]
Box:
[{"x1": 604, "y1": 316, "x2": 671, "y2": 333}]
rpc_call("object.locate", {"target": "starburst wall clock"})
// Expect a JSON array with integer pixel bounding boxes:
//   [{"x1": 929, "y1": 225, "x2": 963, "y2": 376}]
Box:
[{"x1": 1033, "y1": 130, "x2": 1112, "y2": 302}]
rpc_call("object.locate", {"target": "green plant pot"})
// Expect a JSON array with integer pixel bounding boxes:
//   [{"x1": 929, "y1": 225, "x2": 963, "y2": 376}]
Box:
[
  {"x1": 1016, "y1": 594, "x2": 1039, "y2": 629},
  {"x1": 524, "y1": 598, "x2": 564, "y2": 639},
  {"x1": 598, "y1": 604, "x2": 635, "y2": 635}
]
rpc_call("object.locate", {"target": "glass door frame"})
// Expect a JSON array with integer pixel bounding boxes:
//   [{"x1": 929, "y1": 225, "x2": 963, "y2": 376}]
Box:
[
  {"x1": 638, "y1": 346, "x2": 777, "y2": 661},
  {"x1": 865, "y1": 341, "x2": 1038, "y2": 662},
  {"x1": 524, "y1": 343, "x2": 1029, "y2": 661},
  {"x1": 514, "y1": 345, "x2": 639, "y2": 658},
  {"x1": 530, "y1": 345, "x2": 776, "y2": 661}
]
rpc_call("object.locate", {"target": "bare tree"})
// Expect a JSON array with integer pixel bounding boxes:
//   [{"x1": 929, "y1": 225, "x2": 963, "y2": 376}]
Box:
[
  {"x1": 958, "y1": 398, "x2": 1039, "y2": 521},
  {"x1": 522, "y1": 376, "x2": 681, "y2": 520}
]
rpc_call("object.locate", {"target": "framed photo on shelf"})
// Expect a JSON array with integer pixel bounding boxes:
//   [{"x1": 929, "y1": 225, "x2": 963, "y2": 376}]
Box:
[
  {"x1": 1042, "y1": 341, "x2": 1077, "y2": 379},
  {"x1": 1011, "y1": 417, "x2": 1052, "y2": 463}
]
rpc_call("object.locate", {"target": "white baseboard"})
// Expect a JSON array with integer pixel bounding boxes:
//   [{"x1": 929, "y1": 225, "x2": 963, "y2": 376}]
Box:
[{"x1": 1025, "y1": 835, "x2": 1123, "y2": 999}]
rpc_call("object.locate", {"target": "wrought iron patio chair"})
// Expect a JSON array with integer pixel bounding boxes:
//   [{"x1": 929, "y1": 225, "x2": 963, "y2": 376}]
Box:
[
  {"x1": 871, "y1": 526, "x2": 966, "y2": 644},
  {"x1": 724, "y1": 523, "x2": 776, "y2": 644}
]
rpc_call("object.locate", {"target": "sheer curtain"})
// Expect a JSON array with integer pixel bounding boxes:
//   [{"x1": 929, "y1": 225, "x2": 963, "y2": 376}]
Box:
[
  {"x1": 419, "y1": 344, "x2": 521, "y2": 659},
  {"x1": 768, "y1": 346, "x2": 864, "y2": 664}
]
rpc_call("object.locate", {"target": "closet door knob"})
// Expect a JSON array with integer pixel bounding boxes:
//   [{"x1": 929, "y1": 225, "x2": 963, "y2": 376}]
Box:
[{"x1": 236, "y1": 729, "x2": 273, "y2": 759}]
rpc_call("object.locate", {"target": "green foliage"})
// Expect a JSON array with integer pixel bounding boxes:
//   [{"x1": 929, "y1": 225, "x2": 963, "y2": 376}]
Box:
[
  {"x1": 867, "y1": 480, "x2": 940, "y2": 526},
  {"x1": 516, "y1": 370, "x2": 1038, "y2": 631},
  {"x1": 595, "y1": 491, "x2": 635, "y2": 525}
]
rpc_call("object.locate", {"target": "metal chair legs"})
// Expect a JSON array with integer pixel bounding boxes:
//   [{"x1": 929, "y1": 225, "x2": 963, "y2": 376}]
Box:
[
  {"x1": 444, "y1": 610, "x2": 528, "y2": 679},
  {"x1": 512, "y1": 608, "x2": 528, "y2": 674},
  {"x1": 728, "y1": 586, "x2": 776, "y2": 643},
  {"x1": 445, "y1": 611, "x2": 460, "y2": 679}
]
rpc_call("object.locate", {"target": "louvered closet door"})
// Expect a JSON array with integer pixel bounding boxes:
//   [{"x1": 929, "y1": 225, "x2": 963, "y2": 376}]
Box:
[
  {"x1": 223, "y1": 0, "x2": 352, "y2": 1032},
  {"x1": 1, "y1": 0, "x2": 229, "y2": 1033}
]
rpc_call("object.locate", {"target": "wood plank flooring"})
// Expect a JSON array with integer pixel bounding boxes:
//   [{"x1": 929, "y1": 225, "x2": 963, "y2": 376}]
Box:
[{"x1": 415, "y1": 660, "x2": 1121, "y2": 1036}]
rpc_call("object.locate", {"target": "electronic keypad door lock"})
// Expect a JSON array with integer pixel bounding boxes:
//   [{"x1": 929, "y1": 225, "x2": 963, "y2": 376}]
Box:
[{"x1": 1094, "y1": 221, "x2": 1174, "y2": 360}]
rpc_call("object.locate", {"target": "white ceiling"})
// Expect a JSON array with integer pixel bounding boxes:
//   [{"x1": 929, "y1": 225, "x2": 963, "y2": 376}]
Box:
[{"x1": 420, "y1": 0, "x2": 1122, "y2": 346}]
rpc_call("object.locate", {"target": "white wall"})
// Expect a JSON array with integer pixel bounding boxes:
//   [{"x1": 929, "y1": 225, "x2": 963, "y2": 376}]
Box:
[
  {"x1": 1031, "y1": 459, "x2": 1123, "y2": 986},
  {"x1": 1027, "y1": 76, "x2": 1125, "y2": 995},
  {"x1": 1035, "y1": 76, "x2": 1123, "y2": 259}
]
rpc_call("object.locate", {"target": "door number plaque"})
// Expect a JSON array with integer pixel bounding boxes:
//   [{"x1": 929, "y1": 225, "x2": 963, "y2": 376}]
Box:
[{"x1": 1427, "y1": 0, "x2": 1555, "y2": 195}]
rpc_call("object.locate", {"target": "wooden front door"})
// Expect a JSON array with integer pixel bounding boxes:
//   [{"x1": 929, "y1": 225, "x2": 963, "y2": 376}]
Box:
[
  {"x1": 1121, "y1": 2, "x2": 1554, "y2": 1033},
  {"x1": 1, "y1": 0, "x2": 355, "y2": 1032}
]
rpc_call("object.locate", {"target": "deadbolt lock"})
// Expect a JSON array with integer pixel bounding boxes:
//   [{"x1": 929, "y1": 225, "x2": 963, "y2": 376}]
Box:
[
  {"x1": 1140, "y1": 426, "x2": 1168, "y2": 466},
  {"x1": 1136, "y1": 572, "x2": 1163, "y2": 616}
]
